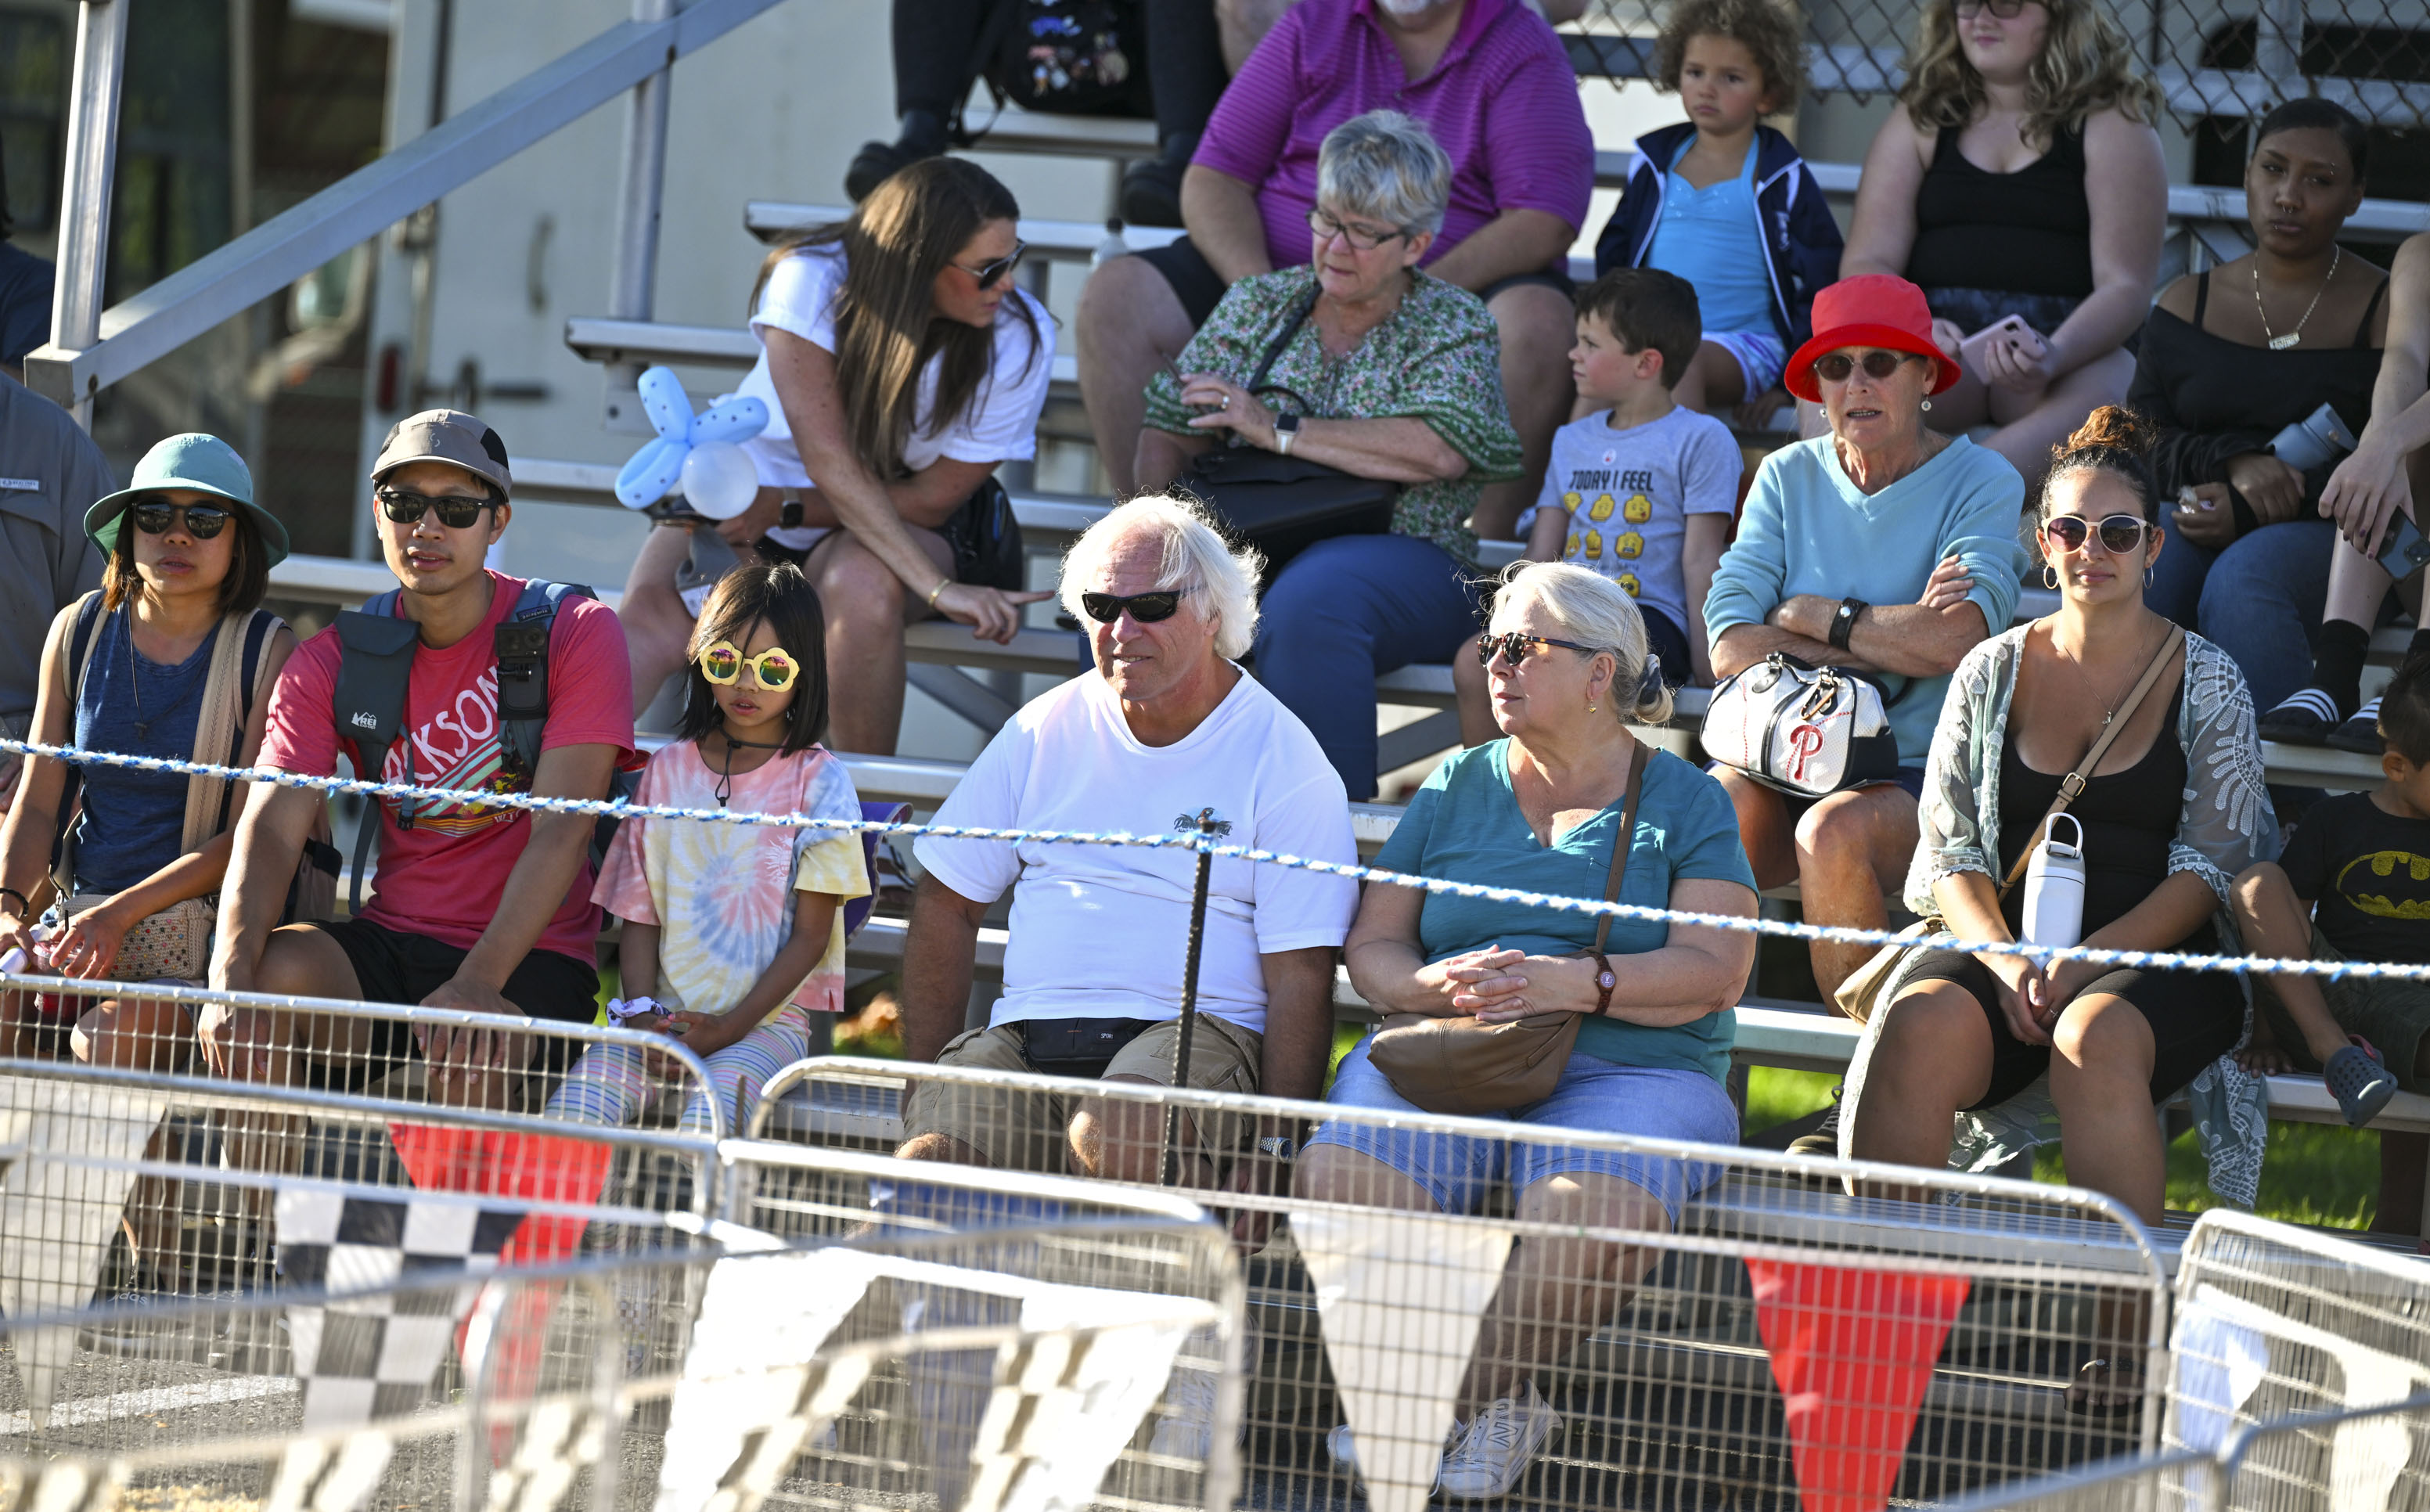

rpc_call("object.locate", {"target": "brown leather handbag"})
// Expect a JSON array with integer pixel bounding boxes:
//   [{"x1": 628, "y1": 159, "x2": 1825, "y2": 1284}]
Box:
[{"x1": 1366, "y1": 736, "x2": 1647, "y2": 1116}]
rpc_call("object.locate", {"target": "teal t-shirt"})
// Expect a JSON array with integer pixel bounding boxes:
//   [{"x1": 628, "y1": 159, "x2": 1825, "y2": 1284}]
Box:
[{"x1": 1371, "y1": 742, "x2": 1759, "y2": 1083}]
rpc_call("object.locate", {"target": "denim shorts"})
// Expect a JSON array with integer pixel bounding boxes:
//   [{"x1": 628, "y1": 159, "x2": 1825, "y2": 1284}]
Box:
[{"x1": 1306, "y1": 1039, "x2": 1739, "y2": 1222}]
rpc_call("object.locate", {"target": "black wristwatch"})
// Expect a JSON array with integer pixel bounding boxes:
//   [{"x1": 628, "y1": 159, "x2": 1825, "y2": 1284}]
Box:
[
  {"x1": 1829, "y1": 597, "x2": 1869, "y2": 651},
  {"x1": 1273, "y1": 411, "x2": 1302, "y2": 456}
]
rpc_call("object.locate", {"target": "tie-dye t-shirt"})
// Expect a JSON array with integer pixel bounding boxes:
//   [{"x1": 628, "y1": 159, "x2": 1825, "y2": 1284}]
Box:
[{"x1": 591, "y1": 740, "x2": 869, "y2": 1017}]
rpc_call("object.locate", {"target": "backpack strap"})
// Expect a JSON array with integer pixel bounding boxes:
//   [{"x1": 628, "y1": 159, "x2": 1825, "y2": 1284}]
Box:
[
  {"x1": 48, "y1": 592, "x2": 109, "y2": 896},
  {"x1": 494, "y1": 579, "x2": 595, "y2": 778},
  {"x1": 178, "y1": 610, "x2": 256, "y2": 857},
  {"x1": 333, "y1": 588, "x2": 419, "y2": 916}
]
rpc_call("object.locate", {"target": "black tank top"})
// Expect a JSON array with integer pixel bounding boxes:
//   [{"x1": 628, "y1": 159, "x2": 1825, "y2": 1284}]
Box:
[
  {"x1": 1996, "y1": 693, "x2": 2191, "y2": 941},
  {"x1": 1906, "y1": 122, "x2": 2094, "y2": 298}
]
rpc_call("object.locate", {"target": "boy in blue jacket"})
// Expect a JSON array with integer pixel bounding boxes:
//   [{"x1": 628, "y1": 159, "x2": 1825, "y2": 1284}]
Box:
[{"x1": 1593, "y1": 0, "x2": 1841, "y2": 416}]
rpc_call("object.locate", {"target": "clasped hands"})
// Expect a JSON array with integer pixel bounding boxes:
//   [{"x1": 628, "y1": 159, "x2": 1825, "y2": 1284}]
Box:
[
  {"x1": 1984, "y1": 950, "x2": 2107, "y2": 1048},
  {"x1": 1415, "y1": 945, "x2": 1600, "y2": 1022}
]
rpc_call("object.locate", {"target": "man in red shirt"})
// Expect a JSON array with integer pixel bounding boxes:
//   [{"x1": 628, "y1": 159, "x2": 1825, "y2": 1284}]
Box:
[{"x1": 203, "y1": 411, "x2": 635, "y2": 1111}]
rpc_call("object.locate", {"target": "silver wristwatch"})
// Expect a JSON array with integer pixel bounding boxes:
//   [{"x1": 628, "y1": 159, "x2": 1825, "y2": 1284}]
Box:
[{"x1": 1256, "y1": 1136, "x2": 1298, "y2": 1163}]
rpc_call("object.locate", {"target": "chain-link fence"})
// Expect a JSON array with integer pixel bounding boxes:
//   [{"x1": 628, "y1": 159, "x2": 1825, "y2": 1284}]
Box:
[{"x1": 1572, "y1": 0, "x2": 2430, "y2": 137}]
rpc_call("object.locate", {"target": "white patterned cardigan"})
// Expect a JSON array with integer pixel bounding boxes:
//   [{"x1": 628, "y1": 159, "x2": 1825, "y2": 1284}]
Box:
[{"x1": 1839, "y1": 625, "x2": 2280, "y2": 1208}]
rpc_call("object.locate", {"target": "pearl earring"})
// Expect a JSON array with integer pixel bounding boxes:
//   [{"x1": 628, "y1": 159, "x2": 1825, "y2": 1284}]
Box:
[{"x1": 1921, "y1": 398, "x2": 1932, "y2": 412}]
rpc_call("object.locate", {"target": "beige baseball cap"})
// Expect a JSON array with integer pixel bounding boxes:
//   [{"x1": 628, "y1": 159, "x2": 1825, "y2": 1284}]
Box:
[{"x1": 371, "y1": 409, "x2": 513, "y2": 497}]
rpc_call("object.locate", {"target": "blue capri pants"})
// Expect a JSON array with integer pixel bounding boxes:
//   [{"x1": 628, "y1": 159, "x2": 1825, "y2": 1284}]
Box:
[{"x1": 1307, "y1": 1038, "x2": 1740, "y2": 1223}]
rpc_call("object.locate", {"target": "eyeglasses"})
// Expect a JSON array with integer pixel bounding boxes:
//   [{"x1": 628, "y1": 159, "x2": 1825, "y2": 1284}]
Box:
[
  {"x1": 1478, "y1": 632, "x2": 1600, "y2": 668},
  {"x1": 1079, "y1": 586, "x2": 1196, "y2": 625},
  {"x1": 2043, "y1": 513, "x2": 2153, "y2": 554},
  {"x1": 1812, "y1": 350, "x2": 1924, "y2": 384},
  {"x1": 378, "y1": 488, "x2": 499, "y2": 528},
  {"x1": 952, "y1": 242, "x2": 1028, "y2": 289},
  {"x1": 128, "y1": 500, "x2": 232, "y2": 540},
  {"x1": 697, "y1": 641, "x2": 800, "y2": 689},
  {"x1": 1306, "y1": 208, "x2": 1411, "y2": 252},
  {"x1": 1953, "y1": 0, "x2": 2032, "y2": 16}
]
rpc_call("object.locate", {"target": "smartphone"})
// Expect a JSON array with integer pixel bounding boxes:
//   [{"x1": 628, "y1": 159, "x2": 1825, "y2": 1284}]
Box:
[{"x1": 2378, "y1": 513, "x2": 2430, "y2": 578}]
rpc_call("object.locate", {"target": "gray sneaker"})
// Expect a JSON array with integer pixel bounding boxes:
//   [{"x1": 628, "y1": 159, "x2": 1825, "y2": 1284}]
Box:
[{"x1": 1435, "y1": 1381, "x2": 1561, "y2": 1500}]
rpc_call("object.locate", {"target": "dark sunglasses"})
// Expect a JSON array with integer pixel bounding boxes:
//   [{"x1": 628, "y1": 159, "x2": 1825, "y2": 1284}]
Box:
[
  {"x1": 1813, "y1": 350, "x2": 1924, "y2": 384},
  {"x1": 1478, "y1": 632, "x2": 1599, "y2": 668},
  {"x1": 1953, "y1": 0, "x2": 2032, "y2": 16},
  {"x1": 2043, "y1": 513, "x2": 2153, "y2": 554},
  {"x1": 954, "y1": 241, "x2": 1028, "y2": 290},
  {"x1": 128, "y1": 500, "x2": 232, "y2": 539},
  {"x1": 1080, "y1": 586, "x2": 1195, "y2": 625},
  {"x1": 379, "y1": 488, "x2": 499, "y2": 528}
]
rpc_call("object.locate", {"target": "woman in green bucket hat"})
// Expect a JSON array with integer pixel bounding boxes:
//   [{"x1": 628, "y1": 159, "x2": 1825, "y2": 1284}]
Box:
[{"x1": 0, "y1": 433, "x2": 301, "y2": 1277}]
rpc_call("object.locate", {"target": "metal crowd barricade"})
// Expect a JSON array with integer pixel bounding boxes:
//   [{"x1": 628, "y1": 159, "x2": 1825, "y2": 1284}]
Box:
[
  {"x1": 0, "y1": 1174, "x2": 1240, "y2": 1512},
  {"x1": 751, "y1": 1056, "x2": 2173, "y2": 1512},
  {"x1": 0, "y1": 970, "x2": 726, "y2": 1317}
]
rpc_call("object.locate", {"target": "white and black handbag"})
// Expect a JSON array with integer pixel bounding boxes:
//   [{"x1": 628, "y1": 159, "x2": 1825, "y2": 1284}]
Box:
[{"x1": 1702, "y1": 653, "x2": 1905, "y2": 797}]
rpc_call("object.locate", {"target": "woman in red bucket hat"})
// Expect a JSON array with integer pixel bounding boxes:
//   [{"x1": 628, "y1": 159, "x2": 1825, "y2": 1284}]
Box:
[{"x1": 1705, "y1": 272, "x2": 2029, "y2": 1037}]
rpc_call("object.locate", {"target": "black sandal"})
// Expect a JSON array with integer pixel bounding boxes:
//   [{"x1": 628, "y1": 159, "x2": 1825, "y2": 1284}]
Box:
[{"x1": 2062, "y1": 1357, "x2": 2147, "y2": 1417}]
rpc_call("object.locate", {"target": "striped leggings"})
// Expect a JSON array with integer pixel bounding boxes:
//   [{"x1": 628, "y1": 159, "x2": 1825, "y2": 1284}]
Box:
[{"x1": 544, "y1": 1004, "x2": 814, "y2": 1138}]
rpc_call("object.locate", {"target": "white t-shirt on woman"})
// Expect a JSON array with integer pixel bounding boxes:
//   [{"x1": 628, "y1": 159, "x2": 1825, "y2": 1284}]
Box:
[{"x1": 733, "y1": 243, "x2": 1055, "y2": 505}]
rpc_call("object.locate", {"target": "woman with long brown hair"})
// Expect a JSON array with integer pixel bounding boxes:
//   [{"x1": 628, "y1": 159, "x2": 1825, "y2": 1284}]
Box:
[
  {"x1": 1836, "y1": 0, "x2": 2166, "y2": 487},
  {"x1": 618, "y1": 157, "x2": 1053, "y2": 758}
]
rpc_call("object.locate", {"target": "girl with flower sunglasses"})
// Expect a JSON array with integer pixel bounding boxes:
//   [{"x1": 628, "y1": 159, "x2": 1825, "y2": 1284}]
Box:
[{"x1": 547, "y1": 560, "x2": 868, "y2": 1136}]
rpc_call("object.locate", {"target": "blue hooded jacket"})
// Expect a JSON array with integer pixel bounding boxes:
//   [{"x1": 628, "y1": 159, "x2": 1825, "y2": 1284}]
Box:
[{"x1": 1592, "y1": 122, "x2": 1843, "y2": 352}]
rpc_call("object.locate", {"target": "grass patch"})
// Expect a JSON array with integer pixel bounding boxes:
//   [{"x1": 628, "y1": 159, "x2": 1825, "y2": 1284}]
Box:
[{"x1": 2038, "y1": 1121, "x2": 2381, "y2": 1231}]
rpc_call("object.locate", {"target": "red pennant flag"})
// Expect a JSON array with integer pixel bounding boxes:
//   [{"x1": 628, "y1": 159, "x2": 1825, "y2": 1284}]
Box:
[{"x1": 1746, "y1": 1258, "x2": 1971, "y2": 1512}]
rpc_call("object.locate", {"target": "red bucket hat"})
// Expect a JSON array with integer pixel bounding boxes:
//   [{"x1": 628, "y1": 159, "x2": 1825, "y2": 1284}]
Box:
[{"x1": 1784, "y1": 275, "x2": 1962, "y2": 403}]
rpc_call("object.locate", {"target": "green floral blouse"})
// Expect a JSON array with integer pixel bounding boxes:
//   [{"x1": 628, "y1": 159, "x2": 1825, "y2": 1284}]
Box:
[{"x1": 1141, "y1": 265, "x2": 1524, "y2": 566}]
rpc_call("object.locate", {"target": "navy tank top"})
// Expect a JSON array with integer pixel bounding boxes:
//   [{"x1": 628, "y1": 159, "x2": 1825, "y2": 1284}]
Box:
[{"x1": 71, "y1": 609, "x2": 221, "y2": 893}]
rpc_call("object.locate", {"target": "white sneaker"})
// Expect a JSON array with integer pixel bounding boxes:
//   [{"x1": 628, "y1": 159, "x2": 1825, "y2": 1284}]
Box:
[
  {"x1": 1435, "y1": 1382, "x2": 1561, "y2": 1500},
  {"x1": 1148, "y1": 1365, "x2": 1219, "y2": 1462}
]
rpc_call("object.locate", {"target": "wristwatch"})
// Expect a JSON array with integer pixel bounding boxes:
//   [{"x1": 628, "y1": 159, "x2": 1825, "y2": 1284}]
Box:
[
  {"x1": 1829, "y1": 597, "x2": 1869, "y2": 652},
  {"x1": 1589, "y1": 952, "x2": 1616, "y2": 1016},
  {"x1": 1273, "y1": 412, "x2": 1302, "y2": 456},
  {"x1": 1256, "y1": 1136, "x2": 1298, "y2": 1163}
]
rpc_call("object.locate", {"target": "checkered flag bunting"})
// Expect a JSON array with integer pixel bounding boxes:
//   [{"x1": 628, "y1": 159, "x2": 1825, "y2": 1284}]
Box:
[{"x1": 276, "y1": 1186, "x2": 526, "y2": 1429}]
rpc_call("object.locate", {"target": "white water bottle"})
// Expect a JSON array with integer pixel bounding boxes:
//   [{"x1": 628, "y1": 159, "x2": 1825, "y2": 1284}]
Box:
[
  {"x1": 2021, "y1": 813, "x2": 2086, "y2": 949},
  {"x1": 1092, "y1": 218, "x2": 1129, "y2": 268}
]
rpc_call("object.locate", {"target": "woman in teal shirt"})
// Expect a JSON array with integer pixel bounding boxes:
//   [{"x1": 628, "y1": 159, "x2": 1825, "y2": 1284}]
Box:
[{"x1": 1296, "y1": 562, "x2": 1759, "y2": 1502}]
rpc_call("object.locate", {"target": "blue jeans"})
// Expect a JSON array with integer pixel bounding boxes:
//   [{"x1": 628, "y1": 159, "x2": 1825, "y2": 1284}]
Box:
[
  {"x1": 1252, "y1": 533, "x2": 1481, "y2": 801},
  {"x1": 2142, "y1": 516, "x2": 2333, "y2": 713},
  {"x1": 1309, "y1": 1039, "x2": 1738, "y2": 1222}
]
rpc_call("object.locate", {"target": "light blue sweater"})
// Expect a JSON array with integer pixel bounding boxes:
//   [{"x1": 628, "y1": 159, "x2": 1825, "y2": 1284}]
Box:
[{"x1": 1704, "y1": 434, "x2": 2028, "y2": 761}]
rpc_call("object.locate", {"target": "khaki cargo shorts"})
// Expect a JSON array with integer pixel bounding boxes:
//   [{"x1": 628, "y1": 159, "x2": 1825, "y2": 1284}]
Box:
[{"x1": 898, "y1": 1013, "x2": 1262, "y2": 1175}]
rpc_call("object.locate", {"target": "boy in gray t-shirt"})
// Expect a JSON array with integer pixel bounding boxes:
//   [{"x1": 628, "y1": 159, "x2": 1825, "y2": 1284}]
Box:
[{"x1": 1453, "y1": 271, "x2": 1741, "y2": 743}]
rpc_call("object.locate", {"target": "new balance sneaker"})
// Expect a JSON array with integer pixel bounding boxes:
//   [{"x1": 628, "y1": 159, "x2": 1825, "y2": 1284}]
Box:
[
  {"x1": 2327, "y1": 696, "x2": 2385, "y2": 754},
  {"x1": 1325, "y1": 1421, "x2": 1445, "y2": 1493},
  {"x1": 2258, "y1": 686, "x2": 2347, "y2": 747},
  {"x1": 1436, "y1": 1381, "x2": 1562, "y2": 1500},
  {"x1": 1149, "y1": 1364, "x2": 1220, "y2": 1462}
]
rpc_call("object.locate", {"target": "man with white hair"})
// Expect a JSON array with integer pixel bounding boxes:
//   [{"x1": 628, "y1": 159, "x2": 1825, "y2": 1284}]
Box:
[{"x1": 897, "y1": 493, "x2": 1356, "y2": 1197}]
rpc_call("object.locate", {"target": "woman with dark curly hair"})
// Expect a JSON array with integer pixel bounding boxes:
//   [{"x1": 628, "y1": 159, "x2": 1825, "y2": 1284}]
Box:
[
  {"x1": 1593, "y1": 0, "x2": 1841, "y2": 414},
  {"x1": 1838, "y1": 0, "x2": 2167, "y2": 485}
]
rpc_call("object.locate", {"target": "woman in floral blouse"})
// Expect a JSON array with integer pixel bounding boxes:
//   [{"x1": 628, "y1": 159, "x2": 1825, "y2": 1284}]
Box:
[
  {"x1": 1845, "y1": 407, "x2": 2276, "y2": 1268},
  {"x1": 1136, "y1": 110, "x2": 1523, "y2": 800}
]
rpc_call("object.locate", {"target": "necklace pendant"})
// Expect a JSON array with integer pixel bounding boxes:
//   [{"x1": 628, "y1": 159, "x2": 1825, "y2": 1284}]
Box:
[
  {"x1": 2269, "y1": 333, "x2": 2301, "y2": 351},
  {"x1": 133, "y1": 722, "x2": 149, "y2": 740}
]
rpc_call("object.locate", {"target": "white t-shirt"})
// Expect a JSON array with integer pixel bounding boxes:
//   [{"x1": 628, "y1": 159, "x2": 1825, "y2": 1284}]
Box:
[
  {"x1": 914, "y1": 668, "x2": 1359, "y2": 1035},
  {"x1": 735, "y1": 243, "x2": 1056, "y2": 492}
]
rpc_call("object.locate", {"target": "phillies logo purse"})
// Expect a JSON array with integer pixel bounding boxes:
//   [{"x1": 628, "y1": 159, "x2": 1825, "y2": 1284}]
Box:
[{"x1": 1703, "y1": 653, "x2": 1904, "y2": 797}]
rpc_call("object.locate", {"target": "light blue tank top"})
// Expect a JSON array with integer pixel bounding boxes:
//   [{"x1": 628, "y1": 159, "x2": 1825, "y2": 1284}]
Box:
[
  {"x1": 71, "y1": 609, "x2": 219, "y2": 893},
  {"x1": 1644, "y1": 139, "x2": 1775, "y2": 337}
]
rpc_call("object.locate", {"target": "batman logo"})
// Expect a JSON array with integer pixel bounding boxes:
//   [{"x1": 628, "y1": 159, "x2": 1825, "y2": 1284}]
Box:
[{"x1": 2335, "y1": 851, "x2": 2430, "y2": 920}]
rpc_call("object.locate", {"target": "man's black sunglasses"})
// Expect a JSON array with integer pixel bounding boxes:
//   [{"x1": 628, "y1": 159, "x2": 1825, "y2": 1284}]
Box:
[
  {"x1": 379, "y1": 488, "x2": 499, "y2": 528},
  {"x1": 955, "y1": 241, "x2": 1028, "y2": 290},
  {"x1": 1080, "y1": 586, "x2": 1196, "y2": 625},
  {"x1": 128, "y1": 500, "x2": 232, "y2": 539},
  {"x1": 1478, "y1": 632, "x2": 1599, "y2": 667}
]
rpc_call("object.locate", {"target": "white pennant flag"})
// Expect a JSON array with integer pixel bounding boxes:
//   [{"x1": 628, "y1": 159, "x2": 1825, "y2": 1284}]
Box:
[
  {"x1": 1292, "y1": 1208, "x2": 1514, "y2": 1512},
  {"x1": 2329, "y1": 1349, "x2": 2424, "y2": 1512},
  {"x1": 958, "y1": 1293, "x2": 1196, "y2": 1512},
  {"x1": 2166, "y1": 1293, "x2": 2270, "y2": 1454},
  {"x1": 0, "y1": 1079, "x2": 169, "y2": 1420},
  {"x1": 264, "y1": 1430, "x2": 396, "y2": 1512},
  {"x1": 653, "y1": 1249, "x2": 882, "y2": 1512}
]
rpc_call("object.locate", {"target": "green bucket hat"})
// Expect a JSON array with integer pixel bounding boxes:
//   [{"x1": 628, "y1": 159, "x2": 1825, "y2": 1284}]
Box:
[{"x1": 85, "y1": 433, "x2": 292, "y2": 567}]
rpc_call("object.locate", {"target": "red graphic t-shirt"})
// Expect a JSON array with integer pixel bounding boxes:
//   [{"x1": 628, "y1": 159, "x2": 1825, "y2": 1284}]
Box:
[{"x1": 258, "y1": 572, "x2": 637, "y2": 963}]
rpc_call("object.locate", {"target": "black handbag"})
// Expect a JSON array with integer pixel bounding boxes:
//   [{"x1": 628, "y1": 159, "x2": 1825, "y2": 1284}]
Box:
[
  {"x1": 1179, "y1": 288, "x2": 1399, "y2": 579},
  {"x1": 940, "y1": 474, "x2": 1026, "y2": 591}
]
